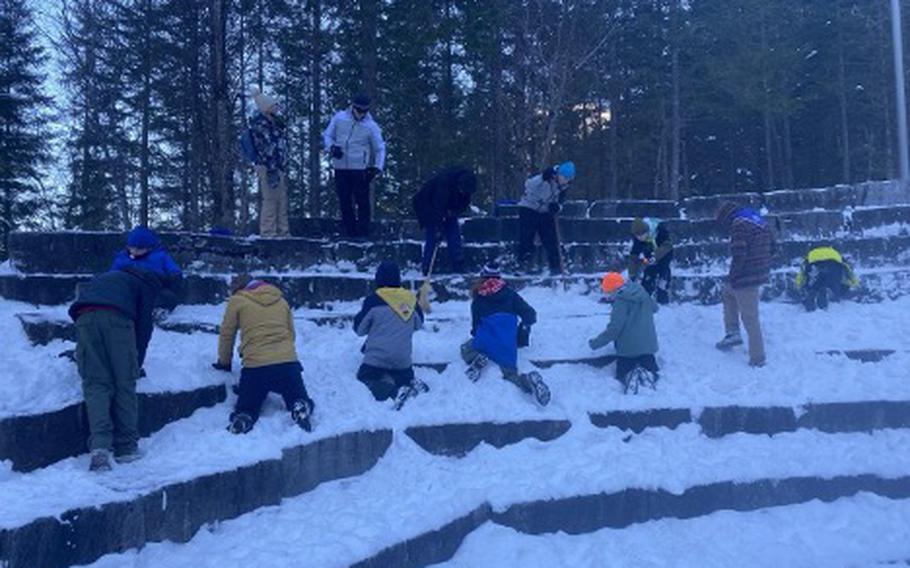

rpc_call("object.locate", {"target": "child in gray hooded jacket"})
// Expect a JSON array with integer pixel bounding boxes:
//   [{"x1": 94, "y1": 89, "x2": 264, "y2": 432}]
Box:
[{"x1": 353, "y1": 261, "x2": 426, "y2": 405}]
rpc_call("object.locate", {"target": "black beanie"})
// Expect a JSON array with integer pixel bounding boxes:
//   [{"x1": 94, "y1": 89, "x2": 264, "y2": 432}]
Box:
[
  {"x1": 375, "y1": 261, "x2": 401, "y2": 287},
  {"x1": 352, "y1": 93, "x2": 371, "y2": 109}
]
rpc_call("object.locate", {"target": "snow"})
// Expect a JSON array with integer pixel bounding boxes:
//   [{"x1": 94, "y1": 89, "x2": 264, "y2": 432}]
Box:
[{"x1": 434, "y1": 494, "x2": 910, "y2": 568}]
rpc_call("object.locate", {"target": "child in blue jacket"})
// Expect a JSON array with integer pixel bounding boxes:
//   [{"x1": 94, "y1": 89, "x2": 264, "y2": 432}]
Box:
[
  {"x1": 111, "y1": 226, "x2": 183, "y2": 309},
  {"x1": 461, "y1": 264, "x2": 550, "y2": 406}
]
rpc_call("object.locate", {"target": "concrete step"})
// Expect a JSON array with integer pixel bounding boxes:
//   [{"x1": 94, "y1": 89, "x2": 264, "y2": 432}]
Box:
[
  {"x1": 681, "y1": 179, "x2": 907, "y2": 219},
  {"x1": 4, "y1": 266, "x2": 910, "y2": 307},
  {"x1": 0, "y1": 429, "x2": 392, "y2": 568},
  {"x1": 495, "y1": 199, "x2": 680, "y2": 219},
  {"x1": 0, "y1": 384, "x2": 227, "y2": 472}
]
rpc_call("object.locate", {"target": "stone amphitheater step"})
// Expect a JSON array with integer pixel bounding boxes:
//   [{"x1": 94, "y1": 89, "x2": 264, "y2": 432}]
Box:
[
  {"x1": 680, "y1": 179, "x2": 908, "y2": 220},
  {"x1": 0, "y1": 384, "x2": 227, "y2": 473},
  {"x1": 79, "y1": 421, "x2": 910, "y2": 568},
  {"x1": 7, "y1": 230, "x2": 910, "y2": 282},
  {"x1": 0, "y1": 424, "x2": 392, "y2": 568},
  {"x1": 589, "y1": 399, "x2": 910, "y2": 438},
  {"x1": 494, "y1": 199, "x2": 681, "y2": 219},
  {"x1": 4, "y1": 266, "x2": 910, "y2": 307}
]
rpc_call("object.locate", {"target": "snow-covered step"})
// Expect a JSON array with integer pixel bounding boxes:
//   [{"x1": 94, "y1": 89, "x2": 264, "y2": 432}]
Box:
[
  {"x1": 432, "y1": 494, "x2": 910, "y2": 567},
  {"x1": 0, "y1": 384, "x2": 227, "y2": 472},
  {"x1": 589, "y1": 399, "x2": 910, "y2": 439},
  {"x1": 84, "y1": 426, "x2": 910, "y2": 568},
  {"x1": 404, "y1": 420, "x2": 572, "y2": 457}
]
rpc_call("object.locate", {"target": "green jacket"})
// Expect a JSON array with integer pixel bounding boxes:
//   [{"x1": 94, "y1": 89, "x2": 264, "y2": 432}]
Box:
[{"x1": 589, "y1": 281, "x2": 659, "y2": 357}]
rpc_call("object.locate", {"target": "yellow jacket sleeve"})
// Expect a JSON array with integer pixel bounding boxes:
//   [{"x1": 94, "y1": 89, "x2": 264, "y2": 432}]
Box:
[{"x1": 217, "y1": 296, "x2": 241, "y2": 366}]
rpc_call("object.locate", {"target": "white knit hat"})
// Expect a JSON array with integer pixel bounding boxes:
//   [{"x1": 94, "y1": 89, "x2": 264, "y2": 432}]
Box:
[{"x1": 251, "y1": 87, "x2": 276, "y2": 113}]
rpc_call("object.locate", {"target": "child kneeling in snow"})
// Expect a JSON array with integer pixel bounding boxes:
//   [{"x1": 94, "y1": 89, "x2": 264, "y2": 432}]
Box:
[
  {"x1": 589, "y1": 272, "x2": 660, "y2": 394},
  {"x1": 214, "y1": 274, "x2": 315, "y2": 433},
  {"x1": 353, "y1": 261, "x2": 427, "y2": 409},
  {"x1": 462, "y1": 264, "x2": 550, "y2": 406}
]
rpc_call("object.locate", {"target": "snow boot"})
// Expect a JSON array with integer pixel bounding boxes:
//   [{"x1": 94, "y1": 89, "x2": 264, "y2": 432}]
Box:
[
  {"x1": 114, "y1": 448, "x2": 144, "y2": 464},
  {"x1": 465, "y1": 353, "x2": 489, "y2": 382},
  {"x1": 623, "y1": 366, "x2": 658, "y2": 395},
  {"x1": 715, "y1": 332, "x2": 743, "y2": 351},
  {"x1": 291, "y1": 399, "x2": 314, "y2": 432},
  {"x1": 227, "y1": 412, "x2": 255, "y2": 434},
  {"x1": 392, "y1": 378, "x2": 430, "y2": 411},
  {"x1": 89, "y1": 449, "x2": 112, "y2": 472},
  {"x1": 524, "y1": 371, "x2": 551, "y2": 407}
]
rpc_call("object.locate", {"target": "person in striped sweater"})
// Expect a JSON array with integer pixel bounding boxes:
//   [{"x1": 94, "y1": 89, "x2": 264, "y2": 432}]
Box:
[{"x1": 713, "y1": 201, "x2": 776, "y2": 367}]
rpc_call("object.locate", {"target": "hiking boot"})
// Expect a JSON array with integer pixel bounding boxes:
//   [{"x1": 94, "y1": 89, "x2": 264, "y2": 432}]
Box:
[
  {"x1": 89, "y1": 449, "x2": 112, "y2": 472},
  {"x1": 227, "y1": 412, "x2": 255, "y2": 434},
  {"x1": 465, "y1": 354, "x2": 489, "y2": 382},
  {"x1": 623, "y1": 367, "x2": 659, "y2": 395},
  {"x1": 715, "y1": 332, "x2": 743, "y2": 351},
  {"x1": 523, "y1": 371, "x2": 551, "y2": 407},
  {"x1": 392, "y1": 378, "x2": 430, "y2": 411},
  {"x1": 114, "y1": 448, "x2": 144, "y2": 464},
  {"x1": 291, "y1": 400, "x2": 314, "y2": 432}
]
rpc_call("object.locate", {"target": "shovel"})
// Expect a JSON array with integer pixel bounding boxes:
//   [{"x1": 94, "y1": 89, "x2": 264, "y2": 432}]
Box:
[{"x1": 418, "y1": 244, "x2": 440, "y2": 314}]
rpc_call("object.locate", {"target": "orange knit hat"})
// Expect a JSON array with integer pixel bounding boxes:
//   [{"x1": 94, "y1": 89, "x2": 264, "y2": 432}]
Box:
[{"x1": 600, "y1": 272, "x2": 625, "y2": 294}]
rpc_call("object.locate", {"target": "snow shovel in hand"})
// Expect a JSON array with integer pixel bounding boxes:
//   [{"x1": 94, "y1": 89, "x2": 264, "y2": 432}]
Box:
[{"x1": 418, "y1": 244, "x2": 440, "y2": 314}]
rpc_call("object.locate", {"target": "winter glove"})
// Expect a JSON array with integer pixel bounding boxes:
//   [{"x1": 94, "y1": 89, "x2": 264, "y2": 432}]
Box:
[
  {"x1": 588, "y1": 338, "x2": 598, "y2": 350},
  {"x1": 138, "y1": 368, "x2": 147, "y2": 379},
  {"x1": 330, "y1": 145, "x2": 344, "y2": 159},
  {"x1": 542, "y1": 167, "x2": 556, "y2": 182},
  {"x1": 365, "y1": 166, "x2": 381, "y2": 183},
  {"x1": 548, "y1": 202, "x2": 561, "y2": 214},
  {"x1": 517, "y1": 323, "x2": 531, "y2": 348},
  {"x1": 212, "y1": 362, "x2": 232, "y2": 372}
]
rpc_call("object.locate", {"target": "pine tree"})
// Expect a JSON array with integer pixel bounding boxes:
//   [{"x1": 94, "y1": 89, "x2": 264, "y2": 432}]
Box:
[{"x1": 0, "y1": 0, "x2": 52, "y2": 258}]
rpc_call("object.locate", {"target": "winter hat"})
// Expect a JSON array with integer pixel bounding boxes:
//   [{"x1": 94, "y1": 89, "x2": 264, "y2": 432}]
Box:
[
  {"x1": 127, "y1": 226, "x2": 160, "y2": 249},
  {"x1": 630, "y1": 218, "x2": 649, "y2": 237},
  {"x1": 352, "y1": 93, "x2": 371, "y2": 112},
  {"x1": 479, "y1": 262, "x2": 501, "y2": 279},
  {"x1": 600, "y1": 272, "x2": 625, "y2": 294},
  {"x1": 230, "y1": 273, "x2": 253, "y2": 294},
  {"x1": 557, "y1": 161, "x2": 576, "y2": 180},
  {"x1": 457, "y1": 169, "x2": 478, "y2": 196},
  {"x1": 375, "y1": 261, "x2": 401, "y2": 288},
  {"x1": 252, "y1": 88, "x2": 277, "y2": 113},
  {"x1": 715, "y1": 201, "x2": 739, "y2": 228}
]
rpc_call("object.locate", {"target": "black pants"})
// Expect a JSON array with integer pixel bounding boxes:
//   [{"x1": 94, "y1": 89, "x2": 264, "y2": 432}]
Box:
[
  {"x1": 615, "y1": 354, "x2": 660, "y2": 384},
  {"x1": 518, "y1": 208, "x2": 561, "y2": 274},
  {"x1": 233, "y1": 361, "x2": 313, "y2": 422},
  {"x1": 641, "y1": 260, "x2": 672, "y2": 305},
  {"x1": 335, "y1": 169, "x2": 371, "y2": 237},
  {"x1": 803, "y1": 261, "x2": 849, "y2": 311},
  {"x1": 357, "y1": 363, "x2": 414, "y2": 401}
]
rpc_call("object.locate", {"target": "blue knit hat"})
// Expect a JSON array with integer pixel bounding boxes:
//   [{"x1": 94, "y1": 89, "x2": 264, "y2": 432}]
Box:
[
  {"x1": 375, "y1": 261, "x2": 401, "y2": 287},
  {"x1": 127, "y1": 226, "x2": 159, "y2": 249},
  {"x1": 557, "y1": 161, "x2": 576, "y2": 180}
]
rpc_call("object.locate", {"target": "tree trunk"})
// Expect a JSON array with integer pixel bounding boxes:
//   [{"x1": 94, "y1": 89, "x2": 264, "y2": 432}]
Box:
[
  {"x1": 138, "y1": 0, "x2": 152, "y2": 227},
  {"x1": 837, "y1": 17, "x2": 852, "y2": 183},
  {"x1": 238, "y1": 9, "x2": 250, "y2": 231},
  {"x1": 669, "y1": 40, "x2": 681, "y2": 201},
  {"x1": 210, "y1": 0, "x2": 234, "y2": 229},
  {"x1": 359, "y1": 0, "x2": 378, "y2": 96},
  {"x1": 308, "y1": 0, "x2": 323, "y2": 217}
]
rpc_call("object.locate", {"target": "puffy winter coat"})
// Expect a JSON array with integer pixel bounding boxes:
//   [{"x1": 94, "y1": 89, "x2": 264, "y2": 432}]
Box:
[
  {"x1": 69, "y1": 266, "x2": 162, "y2": 367},
  {"x1": 322, "y1": 108, "x2": 386, "y2": 171},
  {"x1": 217, "y1": 282, "x2": 298, "y2": 369},
  {"x1": 589, "y1": 281, "x2": 659, "y2": 357},
  {"x1": 795, "y1": 246, "x2": 859, "y2": 289},
  {"x1": 111, "y1": 248, "x2": 182, "y2": 282},
  {"x1": 518, "y1": 171, "x2": 568, "y2": 213},
  {"x1": 412, "y1": 166, "x2": 477, "y2": 228},
  {"x1": 470, "y1": 279, "x2": 537, "y2": 369},
  {"x1": 354, "y1": 287, "x2": 424, "y2": 369}
]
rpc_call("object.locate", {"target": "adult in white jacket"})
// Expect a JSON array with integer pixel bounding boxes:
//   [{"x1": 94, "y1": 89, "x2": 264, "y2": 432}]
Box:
[
  {"x1": 517, "y1": 161, "x2": 576, "y2": 274},
  {"x1": 323, "y1": 93, "x2": 387, "y2": 238}
]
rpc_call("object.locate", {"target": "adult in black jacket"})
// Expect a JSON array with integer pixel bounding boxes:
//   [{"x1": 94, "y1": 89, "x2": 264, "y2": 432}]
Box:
[
  {"x1": 412, "y1": 166, "x2": 477, "y2": 275},
  {"x1": 68, "y1": 266, "x2": 162, "y2": 471}
]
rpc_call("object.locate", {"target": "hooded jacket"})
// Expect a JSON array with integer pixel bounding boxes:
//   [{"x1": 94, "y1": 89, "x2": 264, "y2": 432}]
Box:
[
  {"x1": 628, "y1": 218, "x2": 674, "y2": 279},
  {"x1": 354, "y1": 286, "x2": 424, "y2": 369},
  {"x1": 322, "y1": 108, "x2": 386, "y2": 171},
  {"x1": 217, "y1": 282, "x2": 298, "y2": 369},
  {"x1": 518, "y1": 172, "x2": 569, "y2": 213},
  {"x1": 69, "y1": 266, "x2": 162, "y2": 367},
  {"x1": 590, "y1": 281, "x2": 659, "y2": 357},
  {"x1": 795, "y1": 246, "x2": 859, "y2": 289},
  {"x1": 412, "y1": 167, "x2": 477, "y2": 228},
  {"x1": 470, "y1": 279, "x2": 537, "y2": 369}
]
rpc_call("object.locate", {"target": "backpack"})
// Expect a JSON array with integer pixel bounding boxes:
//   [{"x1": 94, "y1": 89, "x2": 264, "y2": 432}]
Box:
[{"x1": 239, "y1": 128, "x2": 258, "y2": 164}]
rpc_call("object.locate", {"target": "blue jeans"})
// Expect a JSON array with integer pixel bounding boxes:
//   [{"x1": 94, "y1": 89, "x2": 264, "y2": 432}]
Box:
[{"x1": 423, "y1": 217, "x2": 463, "y2": 274}]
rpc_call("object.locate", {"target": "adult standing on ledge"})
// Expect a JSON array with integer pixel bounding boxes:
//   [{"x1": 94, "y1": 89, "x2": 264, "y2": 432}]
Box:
[
  {"x1": 249, "y1": 89, "x2": 290, "y2": 238},
  {"x1": 323, "y1": 93, "x2": 387, "y2": 239}
]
